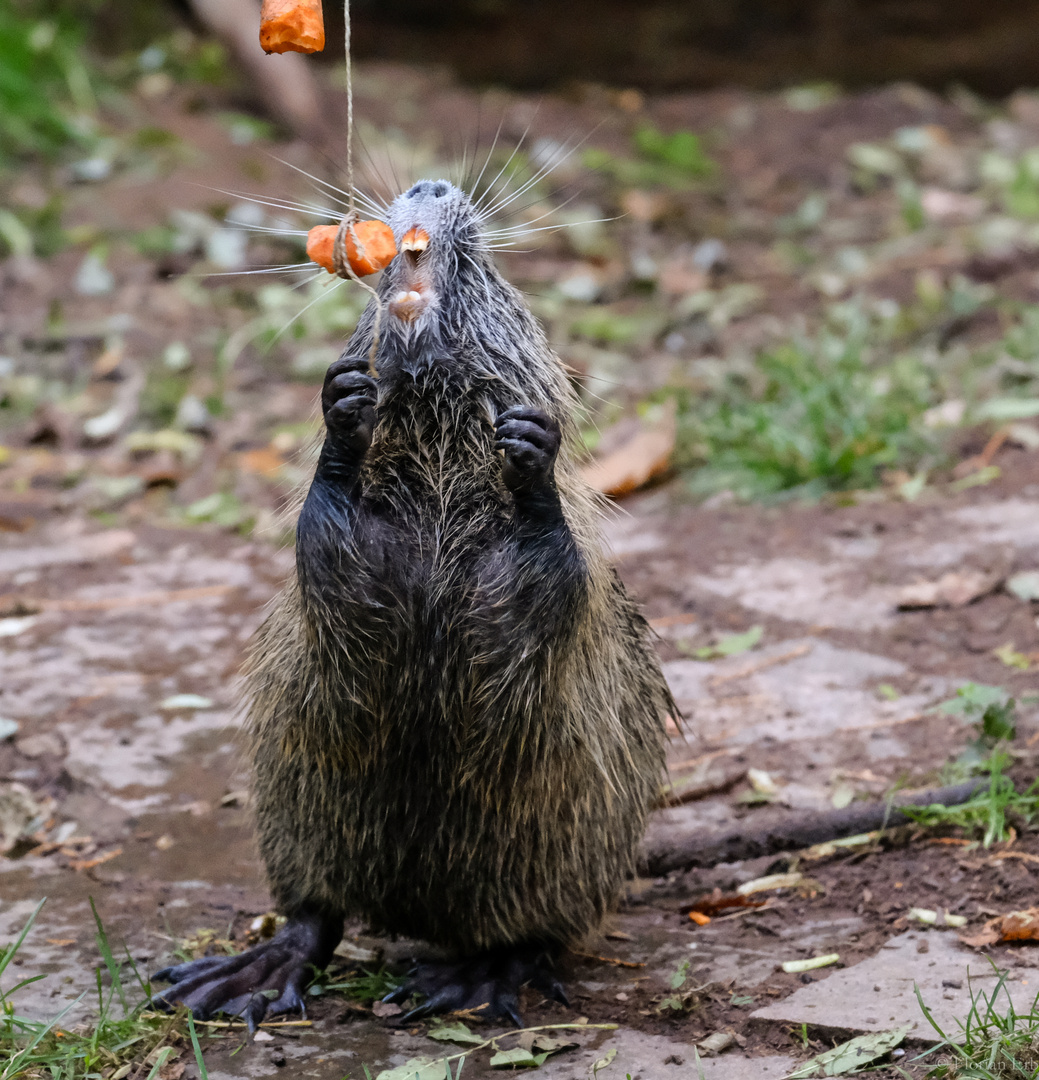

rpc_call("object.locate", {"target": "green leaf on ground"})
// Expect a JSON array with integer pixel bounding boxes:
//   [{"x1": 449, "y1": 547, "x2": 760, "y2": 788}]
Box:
[
  {"x1": 695, "y1": 626, "x2": 764, "y2": 659},
  {"x1": 376, "y1": 1058, "x2": 455, "y2": 1080},
  {"x1": 489, "y1": 1046, "x2": 548, "y2": 1067},
  {"x1": 1007, "y1": 572, "x2": 1039, "y2": 601},
  {"x1": 427, "y1": 1021, "x2": 485, "y2": 1047},
  {"x1": 784, "y1": 1022, "x2": 912, "y2": 1077}
]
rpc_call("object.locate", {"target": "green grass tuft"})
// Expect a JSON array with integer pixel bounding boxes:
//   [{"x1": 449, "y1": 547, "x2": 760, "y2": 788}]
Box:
[
  {"x1": 313, "y1": 966, "x2": 403, "y2": 1004},
  {"x1": 913, "y1": 963, "x2": 1039, "y2": 1078},
  {"x1": 675, "y1": 322, "x2": 937, "y2": 500},
  {"x1": 900, "y1": 685, "x2": 1039, "y2": 846},
  {"x1": 0, "y1": 899, "x2": 209, "y2": 1079}
]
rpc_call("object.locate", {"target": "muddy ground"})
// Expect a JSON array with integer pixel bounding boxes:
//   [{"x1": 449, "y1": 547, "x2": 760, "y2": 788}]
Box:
[
  {"x1": 4, "y1": 54, "x2": 1039, "y2": 1079},
  {"x1": 5, "y1": 449, "x2": 1039, "y2": 1079}
]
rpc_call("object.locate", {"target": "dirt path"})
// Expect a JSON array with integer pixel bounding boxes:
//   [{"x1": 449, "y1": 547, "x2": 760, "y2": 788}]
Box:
[{"x1": 3, "y1": 455, "x2": 1039, "y2": 1077}]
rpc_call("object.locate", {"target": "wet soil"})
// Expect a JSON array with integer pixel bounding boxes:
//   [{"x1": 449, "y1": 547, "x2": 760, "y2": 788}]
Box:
[{"x1": 4, "y1": 462, "x2": 1039, "y2": 1077}]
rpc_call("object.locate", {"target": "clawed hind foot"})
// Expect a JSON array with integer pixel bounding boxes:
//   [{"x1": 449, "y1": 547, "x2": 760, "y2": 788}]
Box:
[
  {"x1": 383, "y1": 947, "x2": 568, "y2": 1026},
  {"x1": 150, "y1": 911, "x2": 341, "y2": 1032}
]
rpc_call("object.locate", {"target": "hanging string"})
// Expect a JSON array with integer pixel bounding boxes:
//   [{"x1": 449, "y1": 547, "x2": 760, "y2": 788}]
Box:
[
  {"x1": 331, "y1": 0, "x2": 383, "y2": 377},
  {"x1": 343, "y1": 0, "x2": 355, "y2": 221}
]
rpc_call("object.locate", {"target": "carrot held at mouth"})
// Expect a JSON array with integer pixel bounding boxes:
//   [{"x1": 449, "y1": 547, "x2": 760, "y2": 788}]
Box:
[{"x1": 306, "y1": 220, "x2": 398, "y2": 278}]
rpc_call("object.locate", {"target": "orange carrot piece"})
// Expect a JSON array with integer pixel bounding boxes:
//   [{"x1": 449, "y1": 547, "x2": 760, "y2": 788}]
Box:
[
  {"x1": 260, "y1": 0, "x2": 325, "y2": 54},
  {"x1": 306, "y1": 220, "x2": 397, "y2": 278},
  {"x1": 688, "y1": 910, "x2": 711, "y2": 926},
  {"x1": 306, "y1": 225, "x2": 338, "y2": 274}
]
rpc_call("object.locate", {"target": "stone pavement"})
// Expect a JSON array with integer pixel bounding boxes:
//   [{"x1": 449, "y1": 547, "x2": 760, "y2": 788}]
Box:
[{"x1": 3, "y1": 482, "x2": 1039, "y2": 1076}]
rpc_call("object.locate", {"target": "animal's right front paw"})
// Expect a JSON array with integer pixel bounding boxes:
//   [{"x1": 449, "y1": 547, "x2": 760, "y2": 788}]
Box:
[{"x1": 321, "y1": 355, "x2": 377, "y2": 457}]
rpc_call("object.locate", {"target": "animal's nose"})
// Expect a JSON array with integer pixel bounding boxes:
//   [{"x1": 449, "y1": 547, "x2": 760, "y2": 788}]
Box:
[{"x1": 405, "y1": 181, "x2": 450, "y2": 199}]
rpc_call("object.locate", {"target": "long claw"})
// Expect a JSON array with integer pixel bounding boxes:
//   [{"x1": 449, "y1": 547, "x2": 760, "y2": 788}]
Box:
[
  {"x1": 244, "y1": 992, "x2": 270, "y2": 1034},
  {"x1": 146, "y1": 911, "x2": 342, "y2": 1027},
  {"x1": 383, "y1": 947, "x2": 565, "y2": 1024}
]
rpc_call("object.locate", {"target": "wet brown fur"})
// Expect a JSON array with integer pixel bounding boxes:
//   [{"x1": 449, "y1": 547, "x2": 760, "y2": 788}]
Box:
[{"x1": 242, "y1": 179, "x2": 674, "y2": 957}]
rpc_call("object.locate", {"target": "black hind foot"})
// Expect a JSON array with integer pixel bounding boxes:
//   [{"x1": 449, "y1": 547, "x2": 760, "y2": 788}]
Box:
[
  {"x1": 384, "y1": 946, "x2": 568, "y2": 1026},
  {"x1": 150, "y1": 910, "x2": 342, "y2": 1031}
]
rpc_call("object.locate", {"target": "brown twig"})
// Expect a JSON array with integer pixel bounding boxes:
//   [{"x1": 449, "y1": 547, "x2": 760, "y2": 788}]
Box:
[{"x1": 640, "y1": 778, "x2": 988, "y2": 875}]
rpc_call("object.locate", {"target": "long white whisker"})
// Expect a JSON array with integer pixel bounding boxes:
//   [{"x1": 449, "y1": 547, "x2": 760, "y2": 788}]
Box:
[
  {"x1": 470, "y1": 116, "x2": 506, "y2": 199},
  {"x1": 351, "y1": 127, "x2": 399, "y2": 209},
  {"x1": 272, "y1": 156, "x2": 389, "y2": 217},
  {"x1": 478, "y1": 125, "x2": 601, "y2": 221},
  {"x1": 270, "y1": 278, "x2": 349, "y2": 342},
  {"x1": 209, "y1": 188, "x2": 341, "y2": 222},
  {"x1": 479, "y1": 145, "x2": 579, "y2": 219},
  {"x1": 186, "y1": 179, "x2": 340, "y2": 221},
  {"x1": 203, "y1": 264, "x2": 315, "y2": 277},
  {"x1": 472, "y1": 111, "x2": 540, "y2": 215},
  {"x1": 483, "y1": 198, "x2": 587, "y2": 238},
  {"x1": 481, "y1": 188, "x2": 586, "y2": 229},
  {"x1": 231, "y1": 224, "x2": 311, "y2": 237},
  {"x1": 485, "y1": 216, "x2": 614, "y2": 242}
]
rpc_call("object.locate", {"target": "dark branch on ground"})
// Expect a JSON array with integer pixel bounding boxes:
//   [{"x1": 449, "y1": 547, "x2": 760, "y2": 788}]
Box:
[{"x1": 638, "y1": 779, "x2": 987, "y2": 876}]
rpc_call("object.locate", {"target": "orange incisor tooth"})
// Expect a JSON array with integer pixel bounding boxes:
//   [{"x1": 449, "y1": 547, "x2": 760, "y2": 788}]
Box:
[{"x1": 401, "y1": 227, "x2": 430, "y2": 253}]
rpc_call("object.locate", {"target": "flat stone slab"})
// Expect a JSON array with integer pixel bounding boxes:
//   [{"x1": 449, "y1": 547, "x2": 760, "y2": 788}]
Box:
[
  {"x1": 693, "y1": 557, "x2": 900, "y2": 631},
  {"x1": 538, "y1": 1029, "x2": 796, "y2": 1079},
  {"x1": 662, "y1": 639, "x2": 942, "y2": 748},
  {"x1": 752, "y1": 929, "x2": 1039, "y2": 1040}
]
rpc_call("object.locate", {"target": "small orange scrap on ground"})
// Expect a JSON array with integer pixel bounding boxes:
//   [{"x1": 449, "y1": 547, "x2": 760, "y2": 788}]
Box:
[
  {"x1": 306, "y1": 220, "x2": 398, "y2": 278},
  {"x1": 260, "y1": 0, "x2": 325, "y2": 54},
  {"x1": 688, "y1": 910, "x2": 711, "y2": 926}
]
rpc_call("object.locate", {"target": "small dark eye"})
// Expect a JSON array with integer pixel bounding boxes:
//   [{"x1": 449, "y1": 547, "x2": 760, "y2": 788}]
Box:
[{"x1": 432, "y1": 182, "x2": 450, "y2": 197}]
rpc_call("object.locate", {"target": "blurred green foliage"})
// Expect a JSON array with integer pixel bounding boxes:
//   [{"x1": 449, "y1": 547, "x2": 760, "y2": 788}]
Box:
[
  {"x1": 632, "y1": 125, "x2": 714, "y2": 178},
  {"x1": 673, "y1": 315, "x2": 938, "y2": 500},
  {"x1": 583, "y1": 124, "x2": 715, "y2": 188},
  {"x1": 0, "y1": 0, "x2": 95, "y2": 169}
]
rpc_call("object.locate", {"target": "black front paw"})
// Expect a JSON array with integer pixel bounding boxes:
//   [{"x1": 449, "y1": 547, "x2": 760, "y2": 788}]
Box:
[
  {"x1": 495, "y1": 406, "x2": 561, "y2": 496},
  {"x1": 322, "y1": 355, "x2": 377, "y2": 457}
]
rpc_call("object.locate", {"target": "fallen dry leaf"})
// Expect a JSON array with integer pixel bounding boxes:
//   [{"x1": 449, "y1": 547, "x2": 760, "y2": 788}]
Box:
[
  {"x1": 684, "y1": 888, "x2": 767, "y2": 918},
  {"x1": 897, "y1": 569, "x2": 1001, "y2": 609},
  {"x1": 698, "y1": 1031, "x2": 737, "y2": 1056},
  {"x1": 961, "y1": 906, "x2": 1039, "y2": 947},
  {"x1": 573, "y1": 949, "x2": 645, "y2": 969},
  {"x1": 69, "y1": 847, "x2": 122, "y2": 872},
  {"x1": 0, "y1": 782, "x2": 52, "y2": 854},
  {"x1": 239, "y1": 446, "x2": 289, "y2": 479},
  {"x1": 581, "y1": 406, "x2": 676, "y2": 498}
]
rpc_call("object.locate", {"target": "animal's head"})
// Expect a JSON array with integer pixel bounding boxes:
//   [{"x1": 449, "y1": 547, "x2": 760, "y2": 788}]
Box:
[{"x1": 381, "y1": 179, "x2": 492, "y2": 331}]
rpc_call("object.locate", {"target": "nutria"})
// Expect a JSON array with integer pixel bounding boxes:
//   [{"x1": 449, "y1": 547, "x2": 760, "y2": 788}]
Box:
[{"x1": 153, "y1": 178, "x2": 675, "y2": 1027}]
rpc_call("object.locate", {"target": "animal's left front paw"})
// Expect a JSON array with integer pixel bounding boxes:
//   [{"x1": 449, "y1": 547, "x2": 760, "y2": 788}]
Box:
[{"x1": 495, "y1": 406, "x2": 561, "y2": 496}]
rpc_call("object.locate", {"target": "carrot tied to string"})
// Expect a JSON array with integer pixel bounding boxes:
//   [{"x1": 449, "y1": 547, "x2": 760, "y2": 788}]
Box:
[
  {"x1": 305, "y1": 219, "x2": 397, "y2": 278},
  {"x1": 260, "y1": 0, "x2": 326, "y2": 54}
]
